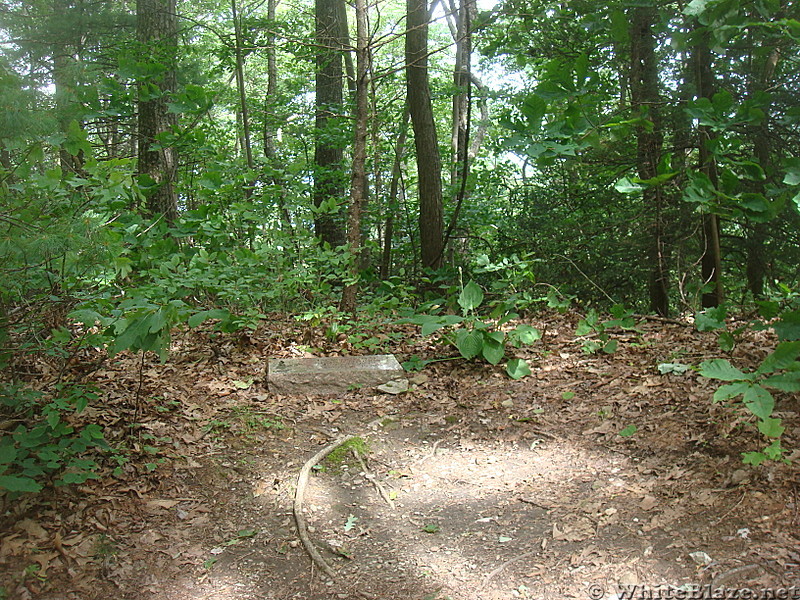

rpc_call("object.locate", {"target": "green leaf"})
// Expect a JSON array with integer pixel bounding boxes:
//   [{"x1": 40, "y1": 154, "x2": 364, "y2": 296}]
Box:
[
  {"x1": 684, "y1": 0, "x2": 709, "y2": 15},
  {"x1": 506, "y1": 358, "x2": 531, "y2": 380},
  {"x1": 757, "y1": 341, "x2": 800, "y2": 374},
  {"x1": 614, "y1": 177, "x2": 643, "y2": 194},
  {"x1": 773, "y1": 311, "x2": 800, "y2": 341},
  {"x1": 188, "y1": 309, "x2": 232, "y2": 328},
  {"x1": 618, "y1": 425, "x2": 637, "y2": 438},
  {"x1": 482, "y1": 337, "x2": 505, "y2": 365},
  {"x1": 456, "y1": 329, "x2": 483, "y2": 360},
  {"x1": 760, "y1": 369, "x2": 800, "y2": 392},
  {"x1": 602, "y1": 339, "x2": 618, "y2": 354},
  {"x1": 717, "y1": 331, "x2": 735, "y2": 352},
  {"x1": 458, "y1": 281, "x2": 484, "y2": 313},
  {"x1": 742, "y1": 385, "x2": 774, "y2": 420},
  {"x1": 713, "y1": 382, "x2": 749, "y2": 402},
  {"x1": 695, "y1": 306, "x2": 727, "y2": 331},
  {"x1": 0, "y1": 475, "x2": 42, "y2": 493},
  {"x1": 698, "y1": 359, "x2": 752, "y2": 382},
  {"x1": 742, "y1": 451, "x2": 767, "y2": 466},
  {"x1": 757, "y1": 417, "x2": 784, "y2": 438},
  {"x1": 509, "y1": 324, "x2": 541, "y2": 346}
]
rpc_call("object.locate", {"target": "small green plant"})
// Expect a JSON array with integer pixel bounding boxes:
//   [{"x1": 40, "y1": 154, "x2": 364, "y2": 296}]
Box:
[
  {"x1": 699, "y1": 342, "x2": 799, "y2": 465},
  {"x1": 575, "y1": 305, "x2": 636, "y2": 354},
  {"x1": 0, "y1": 384, "x2": 108, "y2": 493},
  {"x1": 401, "y1": 280, "x2": 541, "y2": 379},
  {"x1": 695, "y1": 294, "x2": 800, "y2": 464}
]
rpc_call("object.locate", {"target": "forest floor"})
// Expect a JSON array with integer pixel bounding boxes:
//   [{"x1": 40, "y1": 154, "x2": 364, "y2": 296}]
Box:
[{"x1": 1, "y1": 312, "x2": 799, "y2": 600}]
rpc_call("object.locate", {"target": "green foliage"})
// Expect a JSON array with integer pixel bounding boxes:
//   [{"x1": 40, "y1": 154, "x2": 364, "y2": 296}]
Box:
[
  {"x1": 696, "y1": 290, "x2": 800, "y2": 464},
  {"x1": 402, "y1": 280, "x2": 540, "y2": 378},
  {"x1": 575, "y1": 305, "x2": 636, "y2": 355},
  {"x1": 0, "y1": 384, "x2": 108, "y2": 494}
]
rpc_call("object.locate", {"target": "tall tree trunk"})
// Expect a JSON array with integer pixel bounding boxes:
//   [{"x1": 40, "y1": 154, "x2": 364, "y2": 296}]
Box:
[
  {"x1": 137, "y1": 0, "x2": 179, "y2": 224},
  {"x1": 52, "y1": 0, "x2": 84, "y2": 174},
  {"x1": 381, "y1": 107, "x2": 410, "y2": 279},
  {"x1": 746, "y1": 47, "x2": 780, "y2": 300},
  {"x1": 406, "y1": 0, "x2": 444, "y2": 270},
  {"x1": 693, "y1": 26, "x2": 724, "y2": 308},
  {"x1": 630, "y1": 6, "x2": 669, "y2": 316},
  {"x1": 231, "y1": 0, "x2": 253, "y2": 169},
  {"x1": 314, "y1": 0, "x2": 346, "y2": 246},
  {"x1": 339, "y1": 0, "x2": 369, "y2": 313}
]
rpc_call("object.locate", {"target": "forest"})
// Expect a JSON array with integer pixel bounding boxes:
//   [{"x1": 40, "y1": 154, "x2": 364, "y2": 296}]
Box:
[{"x1": 1, "y1": 0, "x2": 799, "y2": 598}]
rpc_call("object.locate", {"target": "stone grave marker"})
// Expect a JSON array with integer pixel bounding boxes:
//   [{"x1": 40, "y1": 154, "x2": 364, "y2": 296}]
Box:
[{"x1": 267, "y1": 354, "x2": 406, "y2": 395}]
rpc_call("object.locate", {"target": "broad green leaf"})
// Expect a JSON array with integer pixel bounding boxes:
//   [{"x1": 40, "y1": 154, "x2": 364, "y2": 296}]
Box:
[
  {"x1": 684, "y1": 0, "x2": 709, "y2": 15},
  {"x1": 773, "y1": 311, "x2": 800, "y2": 341},
  {"x1": 619, "y1": 425, "x2": 637, "y2": 437},
  {"x1": 713, "y1": 382, "x2": 749, "y2": 402},
  {"x1": 695, "y1": 306, "x2": 726, "y2": 331},
  {"x1": 757, "y1": 417, "x2": 784, "y2": 438},
  {"x1": 456, "y1": 329, "x2": 483, "y2": 360},
  {"x1": 761, "y1": 371, "x2": 800, "y2": 392},
  {"x1": 506, "y1": 358, "x2": 531, "y2": 380},
  {"x1": 717, "y1": 331, "x2": 736, "y2": 352},
  {"x1": 742, "y1": 385, "x2": 774, "y2": 420},
  {"x1": 614, "y1": 177, "x2": 643, "y2": 194},
  {"x1": 188, "y1": 309, "x2": 232, "y2": 328},
  {"x1": 482, "y1": 338, "x2": 505, "y2": 365},
  {"x1": 757, "y1": 341, "x2": 800, "y2": 374},
  {"x1": 742, "y1": 451, "x2": 767, "y2": 466},
  {"x1": 458, "y1": 281, "x2": 484, "y2": 313},
  {"x1": 510, "y1": 324, "x2": 541, "y2": 346},
  {"x1": 0, "y1": 475, "x2": 42, "y2": 493},
  {"x1": 602, "y1": 339, "x2": 618, "y2": 354},
  {"x1": 575, "y1": 320, "x2": 593, "y2": 336},
  {"x1": 698, "y1": 359, "x2": 752, "y2": 382}
]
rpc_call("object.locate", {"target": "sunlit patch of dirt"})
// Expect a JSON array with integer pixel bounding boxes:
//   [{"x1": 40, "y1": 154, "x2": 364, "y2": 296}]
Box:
[{"x1": 1, "y1": 314, "x2": 798, "y2": 600}]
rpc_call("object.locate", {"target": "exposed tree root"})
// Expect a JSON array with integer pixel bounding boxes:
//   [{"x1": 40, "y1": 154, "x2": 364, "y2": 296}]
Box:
[{"x1": 293, "y1": 434, "x2": 377, "y2": 599}]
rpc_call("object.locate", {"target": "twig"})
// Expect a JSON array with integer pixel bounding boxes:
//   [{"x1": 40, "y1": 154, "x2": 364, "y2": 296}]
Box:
[
  {"x1": 479, "y1": 550, "x2": 538, "y2": 591},
  {"x1": 711, "y1": 564, "x2": 762, "y2": 590},
  {"x1": 294, "y1": 434, "x2": 354, "y2": 581},
  {"x1": 710, "y1": 491, "x2": 746, "y2": 527},
  {"x1": 352, "y1": 448, "x2": 395, "y2": 509}
]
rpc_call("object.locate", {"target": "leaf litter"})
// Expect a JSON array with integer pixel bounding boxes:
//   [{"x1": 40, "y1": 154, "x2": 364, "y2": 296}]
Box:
[{"x1": 0, "y1": 313, "x2": 798, "y2": 600}]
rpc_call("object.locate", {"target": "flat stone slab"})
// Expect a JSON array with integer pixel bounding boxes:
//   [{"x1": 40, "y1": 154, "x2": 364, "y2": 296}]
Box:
[{"x1": 267, "y1": 354, "x2": 405, "y2": 395}]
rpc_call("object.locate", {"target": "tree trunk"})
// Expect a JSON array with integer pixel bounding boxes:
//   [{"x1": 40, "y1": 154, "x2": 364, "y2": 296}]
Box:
[
  {"x1": 746, "y1": 47, "x2": 780, "y2": 300},
  {"x1": 137, "y1": 0, "x2": 179, "y2": 224},
  {"x1": 630, "y1": 6, "x2": 669, "y2": 316},
  {"x1": 693, "y1": 26, "x2": 724, "y2": 308},
  {"x1": 231, "y1": 0, "x2": 253, "y2": 169},
  {"x1": 339, "y1": 0, "x2": 369, "y2": 313},
  {"x1": 406, "y1": 0, "x2": 444, "y2": 270},
  {"x1": 314, "y1": 0, "x2": 346, "y2": 247},
  {"x1": 381, "y1": 107, "x2": 410, "y2": 279}
]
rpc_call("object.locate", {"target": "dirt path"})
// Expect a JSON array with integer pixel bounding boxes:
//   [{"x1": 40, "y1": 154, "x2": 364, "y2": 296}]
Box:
[{"x1": 2, "y1": 315, "x2": 798, "y2": 599}]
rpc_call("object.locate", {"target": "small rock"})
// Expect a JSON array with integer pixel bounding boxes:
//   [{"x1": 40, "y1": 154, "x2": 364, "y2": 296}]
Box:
[
  {"x1": 689, "y1": 551, "x2": 713, "y2": 566},
  {"x1": 501, "y1": 399, "x2": 514, "y2": 408}
]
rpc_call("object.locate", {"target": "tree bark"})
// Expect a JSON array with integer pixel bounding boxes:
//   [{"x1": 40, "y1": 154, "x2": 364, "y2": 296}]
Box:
[
  {"x1": 231, "y1": 0, "x2": 253, "y2": 169},
  {"x1": 137, "y1": 0, "x2": 179, "y2": 224},
  {"x1": 339, "y1": 0, "x2": 369, "y2": 313},
  {"x1": 406, "y1": 0, "x2": 444, "y2": 270},
  {"x1": 630, "y1": 6, "x2": 669, "y2": 316},
  {"x1": 381, "y1": 107, "x2": 410, "y2": 279},
  {"x1": 314, "y1": 0, "x2": 347, "y2": 247},
  {"x1": 693, "y1": 27, "x2": 724, "y2": 308}
]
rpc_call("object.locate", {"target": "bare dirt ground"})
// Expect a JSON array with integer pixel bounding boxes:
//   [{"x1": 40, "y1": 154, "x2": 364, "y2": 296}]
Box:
[{"x1": 2, "y1": 313, "x2": 799, "y2": 600}]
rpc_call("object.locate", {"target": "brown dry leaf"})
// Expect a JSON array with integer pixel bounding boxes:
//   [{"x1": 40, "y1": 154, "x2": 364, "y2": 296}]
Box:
[
  {"x1": 640, "y1": 496, "x2": 659, "y2": 511},
  {"x1": 15, "y1": 519, "x2": 49, "y2": 540},
  {"x1": 145, "y1": 499, "x2": 182, "y2": 510}
]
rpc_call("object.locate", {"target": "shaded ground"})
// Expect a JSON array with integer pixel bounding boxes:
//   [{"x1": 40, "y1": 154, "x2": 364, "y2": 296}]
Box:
[{"x1": 1, "y1": 313, "x2": 799, "y2": 600}]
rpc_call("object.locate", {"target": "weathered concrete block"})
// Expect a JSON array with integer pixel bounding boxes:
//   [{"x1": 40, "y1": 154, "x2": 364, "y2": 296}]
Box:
[{"x1": 267, "y1": 354, "x2": 405, "y2": 395}]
